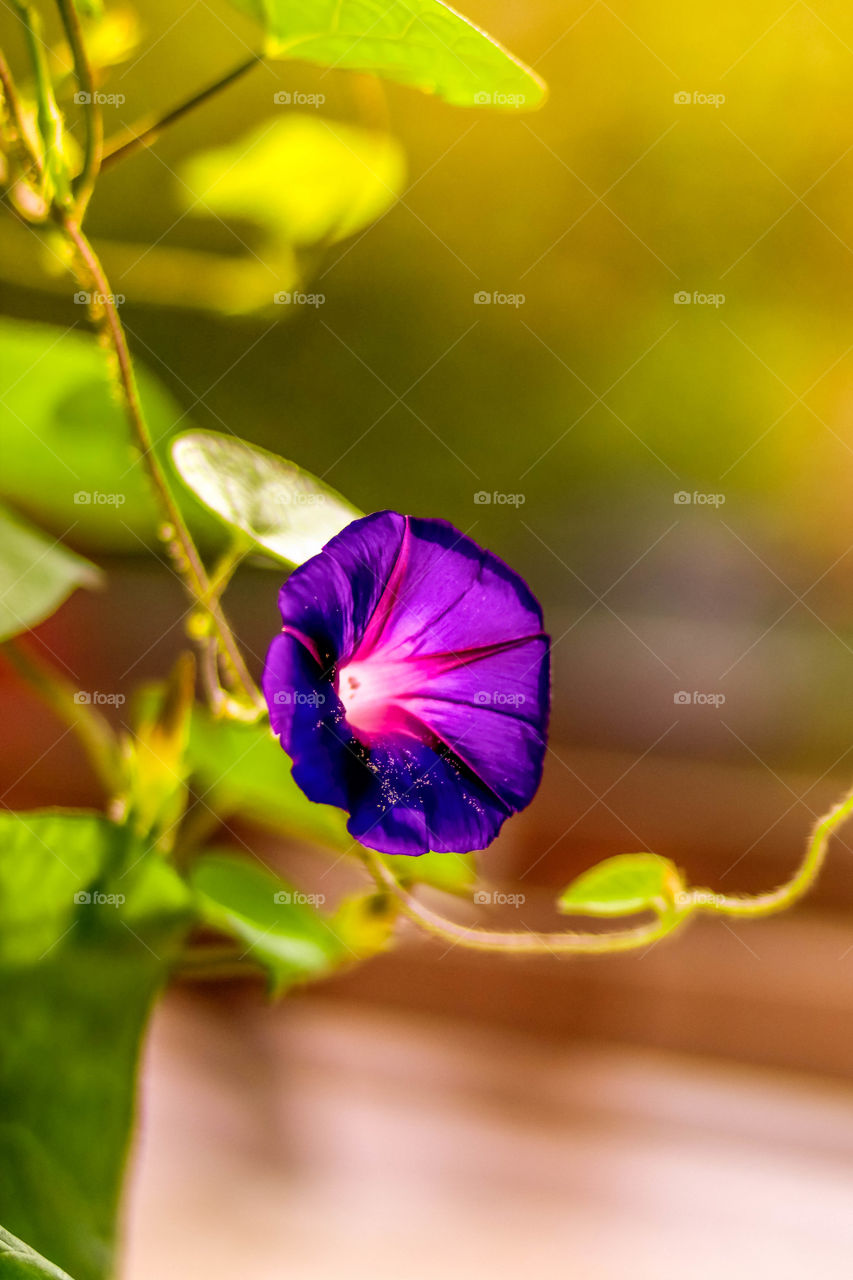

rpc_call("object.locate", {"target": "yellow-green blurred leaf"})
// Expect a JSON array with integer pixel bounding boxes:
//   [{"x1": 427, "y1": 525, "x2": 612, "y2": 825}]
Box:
[
  {"x1": 227, "y1": 0, "x2": 545, "y2": 109},
  {"x1": 179, "y1": 115, "x2": 405, "y2": 249}
]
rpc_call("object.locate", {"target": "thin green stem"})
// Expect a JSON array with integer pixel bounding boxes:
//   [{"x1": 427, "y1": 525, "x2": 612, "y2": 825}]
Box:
[
  {"x1": 0, "y1": 46, "x2": 41, "y2": 175},
  {"x1": 101, "y1": 53, "x2": 263, "y2": 171},
  {"x1": 58, "y1": 212, "x2": 262, "y2": 711},
  {"x1": 2, "y1": 637, "x2": 121, "y2": 792},
  {"x1": 362, "y1": 849, "x2": 696, "y2": 955},
  {"x1": 363, "y1": 780, "x2": 853, "y2": 956},
  {"x1": 54, "y1": 0, "x2": 101, "y2": 215},
  {"x1": 14, "y1": 0, "x2": 71, "y2": 208},
  {"x1": 696, "y1": 787, "x2": 853, "y2": 918}
]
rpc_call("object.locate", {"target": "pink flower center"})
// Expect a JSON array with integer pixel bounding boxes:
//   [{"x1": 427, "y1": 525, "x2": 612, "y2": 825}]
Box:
[{"x1": 337, "y1": 655, "x2": 427, "y2": 738}]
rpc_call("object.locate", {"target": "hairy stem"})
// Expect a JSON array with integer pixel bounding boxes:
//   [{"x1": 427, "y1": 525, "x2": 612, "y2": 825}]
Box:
[
  {"x1": 54, "y1": 0, "x2": 101, "y2": 214},
  {"x1": 363, "y1": 849, "x2": 696, "y2": 954},
  {"x1": 364, "y1": 780, "x2": 853, "y2": 955},
  {"x1": 0, "y1": 46, "x2": 40, "y2": 174},
  {"x1": 59, "y1": 212, "x2": 261, "y2": 709},
  {"x1": 701, "y1": 787, "x2": 853, "y2": 918}
]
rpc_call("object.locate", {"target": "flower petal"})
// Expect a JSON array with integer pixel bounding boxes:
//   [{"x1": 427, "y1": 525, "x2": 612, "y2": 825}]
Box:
[
  {"x1": 353, "y1": 515, "x2": 545, "y2": 662},
  {"x1": 279, "y1": 511, "x2": 405, "y2": 666},
  {"x1": 345, "y1": 735, "x2": 509, "y2": 856}
]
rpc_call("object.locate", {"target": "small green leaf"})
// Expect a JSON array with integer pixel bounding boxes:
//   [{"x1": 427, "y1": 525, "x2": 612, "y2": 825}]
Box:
[
  {"x1": 0, "y1": 1226, "x2": 76, "y2": 1279},
  {"x1": 0, "y1": 506, "x2": 100, "y2": 641},
  {"x1": 228, "y1": 0, "x2": 545, "y2": 110},
  {"x1": 558, "y1": 853, "x2": 685, "y2": 919},
  {"x1": 190, "y1": 852, "x2": 344, "y2": 993},
  {"x1": 180, "y1": 115, "x2": 406, "y2": 250},
  {"x1": 171, "y1": 429, "x2": 361, "y2": 566}
]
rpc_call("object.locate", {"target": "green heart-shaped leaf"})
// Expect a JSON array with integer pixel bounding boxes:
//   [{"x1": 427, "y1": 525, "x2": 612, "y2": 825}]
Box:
[
  {"x1": 171, "y1": 429, "x2": 361, "y2": 566},
  {"x1": 228, "y1": 0, "x2": 545, "y2": 109},
  {"x1": 558, "y1": 853, "x2": 685, "y2": 919}
]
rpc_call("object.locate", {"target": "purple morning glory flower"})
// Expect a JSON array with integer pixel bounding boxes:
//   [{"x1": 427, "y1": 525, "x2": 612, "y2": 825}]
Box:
[{"x1": 262, "y1": 512, "x2": 550, "y2": 857}]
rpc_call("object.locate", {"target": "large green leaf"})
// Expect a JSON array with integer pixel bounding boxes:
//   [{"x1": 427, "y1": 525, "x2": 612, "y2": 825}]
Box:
[
  {"x1": 0, "y1": 506, "x2": 100, "y2": 642},
  {"x1": 0, "y1": 320, "x2": 214, "y2": 552},
  {"x1": 0, "y1": 811, "x2": 115, "y2": 966},
  {"x1": 171, "y1": 429, "x2": 361, "y2": 566},
  {"x1": 0, "y1": 811, "x2": 193, "y2": 1280},
  {"x1": 228, "y1": 0, "x2": 545, "y2": 109},
  {"x1": 558, "y1": 853, "x2": 684, "y2": 919},
  {"x1": 180, "y1": 115, "x2": 406, "y2": 249},
  {"x1": 0, "y1": 1226, "x2": 75, "y2": 1279},
  {"x1": 190, "y1": 851, "x2": 344, "y2": 992}
]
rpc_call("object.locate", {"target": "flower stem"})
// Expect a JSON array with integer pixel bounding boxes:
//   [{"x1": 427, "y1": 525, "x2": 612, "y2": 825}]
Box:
[
  {"x1": 58, "y1": 212, "x2": 262, "y2": 711},
  {"x1": 54, "y1": 0, "x2": 101, "y2": 215},
  {"x1": 362, "y1": 849, "x2": 696, "y2": 955},
  {"x1": 696, "y1": 787, "x2": 853, "y2": 918},
  {"x1": 363, "y1": 780, "x2": 853, "y2": 956},
  {"x1": 0, "y1": 47, "x2": 41, "y2": 177}
]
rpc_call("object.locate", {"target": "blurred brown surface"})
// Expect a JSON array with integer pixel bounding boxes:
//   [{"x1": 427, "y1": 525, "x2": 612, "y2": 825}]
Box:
[{"x1": 125, "y1": 991, "x2": 853, "y2": 1280}]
